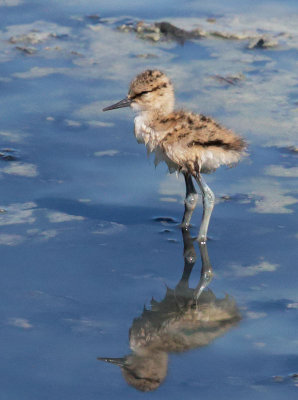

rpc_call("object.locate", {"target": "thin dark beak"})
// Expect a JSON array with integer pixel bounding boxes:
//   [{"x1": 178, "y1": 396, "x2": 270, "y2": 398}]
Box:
[
  {"x1": 102, "y1": 97, "x2": 131, "y2": 112},
  {"x1": 97, "y1": 357, "x2": 126, "y2": 367}
]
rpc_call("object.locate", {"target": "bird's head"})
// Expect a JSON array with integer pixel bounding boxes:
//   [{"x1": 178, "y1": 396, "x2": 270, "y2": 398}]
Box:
[
  {"x1": 103, "y1": 70, "x2": 175, "y2": 116},
  {"x1": 98, "y1": 350, "x2": 168, "y2": 392}
]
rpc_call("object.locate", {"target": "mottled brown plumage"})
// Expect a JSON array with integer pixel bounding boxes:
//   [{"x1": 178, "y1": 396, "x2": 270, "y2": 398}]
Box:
[
  {"x1": 158, "y1": 112, "x2": 245, "y2": 151},
  {"x1": 155, "y1": 110, "x2": 246, "y2": 174},
  {"x1": 103, "y1": 69, "x2": 247, "y2": 241}
]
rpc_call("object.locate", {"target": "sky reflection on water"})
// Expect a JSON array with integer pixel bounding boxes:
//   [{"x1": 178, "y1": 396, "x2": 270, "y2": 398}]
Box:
[{"x1": 0, "y1": 0, "x2": 297, "y2": 399}]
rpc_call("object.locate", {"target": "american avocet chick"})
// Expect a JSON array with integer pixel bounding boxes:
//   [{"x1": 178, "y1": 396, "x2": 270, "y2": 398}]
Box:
[{"x1": 103, "y1": 70, "x2": 246, "y2": 241}]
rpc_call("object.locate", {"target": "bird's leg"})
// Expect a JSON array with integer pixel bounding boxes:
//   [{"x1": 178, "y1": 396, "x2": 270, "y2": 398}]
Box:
[
  {"x1": 195, "y1": 173, "x2": 215, "y2": 243},
  {"x1": 175, "y1": 228, "x2": 197, "y2": 292},
  {"x1": 194, "y1": 241, "x2": 213, "y2": 300},
  {"x1": 181, "y1": 172, "x2": 198, "y2": 229}
]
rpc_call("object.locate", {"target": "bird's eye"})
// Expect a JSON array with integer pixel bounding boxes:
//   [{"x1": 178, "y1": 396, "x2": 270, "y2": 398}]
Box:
[
  {"x1": 139, "y1": 90, "x2": 151, "y2": 96},
  {"x1": 132, "y1": 90, "x2": 152, "y2": 100}
]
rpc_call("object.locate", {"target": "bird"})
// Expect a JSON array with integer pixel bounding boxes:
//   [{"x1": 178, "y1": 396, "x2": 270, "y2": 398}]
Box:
[
  {"x1": 103, "y1": 70, "x2": 246, "y2": 242},
  {"x1": 98, "y1": 228, "x2": 241, "y2": 392}
]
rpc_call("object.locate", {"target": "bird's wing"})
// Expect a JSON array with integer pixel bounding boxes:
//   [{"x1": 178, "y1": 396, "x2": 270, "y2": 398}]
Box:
[{"x1": 157, "y1": 111, "x2": 246, "y2": 173}]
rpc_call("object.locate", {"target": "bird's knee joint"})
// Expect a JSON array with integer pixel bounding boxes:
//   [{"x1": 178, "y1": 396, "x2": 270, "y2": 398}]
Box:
[
  {"x1": 185, "y1": 254, "x2": 196, "y2": 264},
  {"x1": 185, "y1": 193, "x2": 198, "y2": 209}
]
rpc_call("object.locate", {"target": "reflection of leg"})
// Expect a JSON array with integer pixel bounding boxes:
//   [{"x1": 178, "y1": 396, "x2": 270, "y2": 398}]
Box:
[
  {"x1": 195, "y1": 173, "x2": 215, "y2": 243},
  {"x1": 176, "y1": 228, "x2": 197, "y2": 291},
  {"x1": 194, "y1": 241, "x2": 213, "y2": 300},
  {"x1": 181, "y1": 173, "x2": 198, "y2": 229}
]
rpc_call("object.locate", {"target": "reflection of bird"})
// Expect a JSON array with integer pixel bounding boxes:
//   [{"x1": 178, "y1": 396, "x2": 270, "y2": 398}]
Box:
[
  {"x1": 98, "y1": 229, "x2": 241, "y2": 392},
  {"x1": 103, "y1": 70, "x2": 246, "y2": 241}
]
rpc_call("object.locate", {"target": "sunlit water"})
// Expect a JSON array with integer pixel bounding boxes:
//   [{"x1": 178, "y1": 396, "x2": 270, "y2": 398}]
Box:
[{"x1": 0, "y1": 0, "x2": 297, "y2": 398}]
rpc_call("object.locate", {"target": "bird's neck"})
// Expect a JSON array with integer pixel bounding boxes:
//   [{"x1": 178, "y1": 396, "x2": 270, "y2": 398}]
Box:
[
  {"x1": 139, "y1": 94, "x2": 175, "y2": 123},
  {"x1": 138, "y1": 108, "x2": 171, "y2": 125}
]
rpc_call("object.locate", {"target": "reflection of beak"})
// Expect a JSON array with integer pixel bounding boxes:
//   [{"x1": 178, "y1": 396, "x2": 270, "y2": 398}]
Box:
[
  {"x1": 97, "y1": 357, "x2": 126, "y2": 367},
  {"x1": 102, "y1": 97, "x2": 131, "y2": 112}
]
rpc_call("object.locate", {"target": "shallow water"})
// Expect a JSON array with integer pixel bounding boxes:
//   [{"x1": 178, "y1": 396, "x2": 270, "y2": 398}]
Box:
[{"x1": 0, "y1": 0, "x2": 297, "y2": 398}]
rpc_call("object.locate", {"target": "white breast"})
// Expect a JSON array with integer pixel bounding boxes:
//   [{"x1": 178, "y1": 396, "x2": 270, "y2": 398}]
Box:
[
  {"x1": 134, "y1": 115, "x2": 161, "y2": 152},
  {"x1": 134, "y1": 115, "x2": 179, "y2": 173}
]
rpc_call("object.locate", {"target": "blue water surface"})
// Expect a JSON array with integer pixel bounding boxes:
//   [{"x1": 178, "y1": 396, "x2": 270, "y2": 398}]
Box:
[{"x1": 0, "y1": 0, "x2": 297, "y2": 399}]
